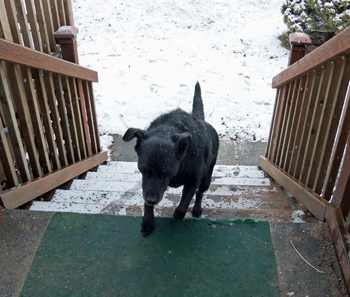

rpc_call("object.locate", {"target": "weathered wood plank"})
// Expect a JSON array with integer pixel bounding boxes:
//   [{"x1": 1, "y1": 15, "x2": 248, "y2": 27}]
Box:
[
  {"x1": 313, "y1": 57, "x2": 347, "y2": 194},
  {"x1": 69, "y1": 77, "x2": 87, "y2": 159},
  {"x1": 323, "y1": 58, "x2": 350, "y2": 199},
  {"x1": 294, "y1": 69, "x2": 320, "y2": 179},
  {"x1": 63, "y1": 0, "x2": 74, "y2": 26},
  {"x1": 0, "y1": 151, "x2": 107, "y2": 209},
  {"x1": 268, "y1": 85, "x2": 287, "y2": 162},
  {"x1": 0, "y1": 39, "x2": 98, "y2": 82},
  {"x1": 45, "y1": 71, "x2": 68, "y2": 167},
  {"x1": 62, "y1": 76, "x2": 81, "y2": 161},
  {"x1": 279, "y1": 79, "x2": 298, "y2": 169},
  {"x1": 84, "y1": 81, "x2": 100, "y2": 153},
  {"x1": 273, "y1": 26, "x2": 350, "y2": 88},
  {"x1": 291, "y1": 71, "x2": 316, "y2": 177},
  {"x1": 325, "y1": 207, "x2": 350, "y2": 295},
  {"x1": 14, "y1": 0, "x2": 34, "y2": 48},
  {"x1": 56, "y1": 0, "x2": 67, "y2": 26},
  {"x1": 11, "y1": 64, "x2": 43, "y2": 178},
  {"x1": 284, "y1": 76, "x2": 307, "y2": 173},
  {"x1": 42, "y1": 0, "x2": 57, "y2": 51},
  {"x1": 33, "y1": 69, "x2": 60, "y2": 170},
  {"x1": 77, "y1": 79, "x2": 92, "y2": 156},
  {"x1": 0, "y1": 118, "x2": 18, "y2": 187},
  {"x1": 3, "y1": 0, "x2": 21, "y2": 44},
  {"x1": 21, "y1": 66, "x2": 52, "y2": 175},
  {"x1": 259, "y1": 156, "x2": 328, "y2": 221},
  {"x1": 25, "y1": 0, "x2": 43, "y2": 52},
  {"x1": 299, "y1": 66, "x2": 326, "y2": 183},
  {"x1": 276, "y1": 81, "x2": 295, "y2": 167},
  {"x1": 0, "y1": 1, "x2": 12, "y2": 40},
  {"x1": 28, "y1": 69, "x2": 52, "y2": 174},
  {"x1": 49, "y1": 0, "x2": 60, "y2": 31},
  {"x1": 54, "y1": 74, "x2": 75, "y2": 164},
  {"x1": 305, "y1": 62, "x2": 334, "y2": 189},
  {"x1": 33, "y1": 0, "x2": 52, "y2": 54},
  {"x1": 0, "y1": 62, "x2": 31, "y2": 183},
  {"x1": 266, "y1": 88, "x2": 281, "y2": 159},
  {"x1": 332, "y1": 133, "x2": 350, "y2": 216}
]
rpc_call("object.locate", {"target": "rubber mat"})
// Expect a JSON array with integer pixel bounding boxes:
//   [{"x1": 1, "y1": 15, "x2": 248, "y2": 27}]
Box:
[{"x1": 20, "y1": 213, "x2": 280, "y2": 297}]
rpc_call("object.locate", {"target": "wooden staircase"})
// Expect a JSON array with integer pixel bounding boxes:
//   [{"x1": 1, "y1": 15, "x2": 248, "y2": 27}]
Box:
[{"x1": 29, "y1": 161, "x2": 318, "y2": 224}]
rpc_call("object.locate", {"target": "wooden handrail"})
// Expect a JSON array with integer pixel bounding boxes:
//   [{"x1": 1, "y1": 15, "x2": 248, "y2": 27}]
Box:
[
  {"x1": 0, "y1": 38, "x2": 98, "y2": 82},
  {"x1": 272, "y1": 27, "x2": 350, "y2": 88}
]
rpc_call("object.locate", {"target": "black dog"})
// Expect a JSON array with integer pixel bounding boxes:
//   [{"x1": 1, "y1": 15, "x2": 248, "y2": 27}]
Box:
[{"x1": 123, "y1": 82, "x2": 219, "y2": 236}]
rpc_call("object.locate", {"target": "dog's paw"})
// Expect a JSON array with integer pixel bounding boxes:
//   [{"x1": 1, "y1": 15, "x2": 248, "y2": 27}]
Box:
[
  {"x1": 173, "y1": 208, "x2": 186, "y2": 220},
  {"x1": 141, "y1": 218, "x2": 155, "y2": 237},
  {"x1": 192, "y1": 206, "x2": 202, "y2": 218}
]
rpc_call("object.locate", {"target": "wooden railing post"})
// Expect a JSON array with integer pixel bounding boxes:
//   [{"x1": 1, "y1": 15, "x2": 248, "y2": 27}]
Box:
[
  {"x1": 54, "y1": 27, "x2": 93, "y2": 156},
  {"x1": 54, "y1": 26, "x2": 79, "y2": 63},
  {"x1": 288, "y1": 33, "x2": 312, "y2": 66},
  {"x1": 267, "y1": 33, "x2": 312, "y2": 162}
]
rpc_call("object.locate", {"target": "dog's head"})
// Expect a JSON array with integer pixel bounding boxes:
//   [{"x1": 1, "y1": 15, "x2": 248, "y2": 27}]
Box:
[{"x1": 123, "y1": 128, "x2": 191, "y2": 206}]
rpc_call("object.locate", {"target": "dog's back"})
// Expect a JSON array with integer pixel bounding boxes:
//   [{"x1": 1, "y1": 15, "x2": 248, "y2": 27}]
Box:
[{"x1": 147, "y1": 83, "x2": 219, "y2": 177}]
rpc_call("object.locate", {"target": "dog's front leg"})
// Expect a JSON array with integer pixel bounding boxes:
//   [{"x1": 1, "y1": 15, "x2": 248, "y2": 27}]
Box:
[
  {"x1": 173, "y1": 183, "x2": 199, "y2": 220},
  {"x1": 141, "y1": 204, "x2": 155, "y2": 237}
]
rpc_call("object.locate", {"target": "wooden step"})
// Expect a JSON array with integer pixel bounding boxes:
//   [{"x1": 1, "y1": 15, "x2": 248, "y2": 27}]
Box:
[{"x1": 29, "y1": 161, "x2": 316, "y2": 223}]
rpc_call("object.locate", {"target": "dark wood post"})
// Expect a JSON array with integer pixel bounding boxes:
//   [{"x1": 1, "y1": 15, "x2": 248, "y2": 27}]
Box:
[
  {"x1": 288, "y1": 32, "x2": 312, "y2": 66},
  {"x1": 54, "y1": 26, "x2": 79, "y2": 63}
]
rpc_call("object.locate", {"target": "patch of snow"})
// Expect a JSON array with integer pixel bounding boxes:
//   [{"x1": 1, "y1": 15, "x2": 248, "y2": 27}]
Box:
[
  {"x1": 292, "y1": 210, "x2": 305, "y2": 223},
  {"x1": 203, "y1": 196, "x2": 263, "y2": 209},
  {"x1": 72, "y1": 0, "x2": 289, "y2": 148}
]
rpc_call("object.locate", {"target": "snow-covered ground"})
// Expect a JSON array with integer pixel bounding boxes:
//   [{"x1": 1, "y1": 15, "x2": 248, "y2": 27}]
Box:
[{"x1": 72, "y1": 0, "x2": 289, "y2": 150}]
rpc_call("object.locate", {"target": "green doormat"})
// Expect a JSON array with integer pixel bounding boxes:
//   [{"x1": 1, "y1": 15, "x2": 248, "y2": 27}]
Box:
[{"x1": 21, "y1": 213, "x2": 280, "y2": 297}]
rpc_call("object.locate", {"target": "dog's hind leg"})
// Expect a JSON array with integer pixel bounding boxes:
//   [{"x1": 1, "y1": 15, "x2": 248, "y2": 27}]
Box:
[
  {"x1": 173, "y1": 183, "x2": 199, "y2": 220},
  {"x1": 192, "y1": 174, "x2": 212, "y2": 218},
  {"x1": 141, "y1": 204, "x2": 155, "y2": 237}
]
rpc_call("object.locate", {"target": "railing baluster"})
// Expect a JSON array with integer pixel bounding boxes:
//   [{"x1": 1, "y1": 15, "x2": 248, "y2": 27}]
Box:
[
  {"x1": 62, "y1": 76, "x2": 81, "y2": 162},
  {"x1": 323, "y1": 56, "x2": 350, "y2": 200},
  {"x1": 313, "y1": 57, "x2": 347, "y2": 195},
  {"x1": 289, "y1": 73, "x2": 311, "y2": 176},
  {"x1": 0, "y1": 62, "x2": 31, "y2": 183},
  {"x1": 266, "y1": 87, "x2": 281, "y2": 160},
  {"x1": 299, "y1": 66, "x2": 327, "y2": 184},
  {"x1": 284, "y1": 76, "x2": 307, "y2": 173},
  {"x1": 276, "y1": 80, "x2": 295, "y2": 167}
]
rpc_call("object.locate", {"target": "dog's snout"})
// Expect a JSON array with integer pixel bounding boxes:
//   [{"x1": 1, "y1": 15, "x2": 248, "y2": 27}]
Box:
[{"x1": 144, "y1": 193, "x2": 160, "y2": 206}]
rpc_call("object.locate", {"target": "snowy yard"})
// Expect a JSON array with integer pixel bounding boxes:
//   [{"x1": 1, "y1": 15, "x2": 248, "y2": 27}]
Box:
[{"x1": 72, "y1": 0, "x2": 290, "y2": 149}]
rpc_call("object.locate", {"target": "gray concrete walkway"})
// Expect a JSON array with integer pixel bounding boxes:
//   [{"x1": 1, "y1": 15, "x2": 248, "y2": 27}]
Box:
[{"x1": 109, "y1": 134, "x2": 267, "y2": 166}]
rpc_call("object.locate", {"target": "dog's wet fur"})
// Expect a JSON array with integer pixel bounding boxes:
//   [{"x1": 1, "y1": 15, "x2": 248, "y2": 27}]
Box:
[{"x1": 123, "y1": 82, "x2": 219, "y2": 236}]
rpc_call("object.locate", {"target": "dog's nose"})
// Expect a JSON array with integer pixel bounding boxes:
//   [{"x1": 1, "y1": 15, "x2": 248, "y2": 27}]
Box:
[{"x1": 144, "y1": 193, "x2": 159, "y2": 206}]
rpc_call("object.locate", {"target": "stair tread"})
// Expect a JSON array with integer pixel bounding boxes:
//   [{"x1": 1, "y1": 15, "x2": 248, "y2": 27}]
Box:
[
  {"x1": 70, "y1": 176, "x2": 271, "y2": 191},
  {"x1": 48, "y1": 188, "x2": 292, "y2": 208},
  {"x1": 29, "y1": 161, "x2": 310, "y2": 223},
  {"x1": 30, "y1": 201, "x2": 313, "y2": 223}
]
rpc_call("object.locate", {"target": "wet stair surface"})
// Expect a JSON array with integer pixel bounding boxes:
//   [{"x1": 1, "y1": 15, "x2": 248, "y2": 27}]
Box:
[{"x1": 29, "y1": 161, "x2": 316, "y2": 224}]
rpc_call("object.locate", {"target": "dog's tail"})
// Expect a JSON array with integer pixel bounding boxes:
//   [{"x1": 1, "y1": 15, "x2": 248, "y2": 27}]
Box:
[{"x1": 192, "y1": 82, "x2": 205, "y2": 120}]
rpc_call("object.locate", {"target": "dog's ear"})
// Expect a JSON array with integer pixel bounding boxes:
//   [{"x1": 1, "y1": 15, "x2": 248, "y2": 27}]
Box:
[
  {"x1": 172, "y1": 132, "x2": 192, "y2": 160},
  {"x1": 123, "y1": 128, "x2": 147, "y2": 152},
  {"x1": 123, "y1": 128, "x2": 146, "y2": 142}
]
